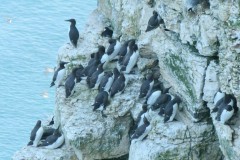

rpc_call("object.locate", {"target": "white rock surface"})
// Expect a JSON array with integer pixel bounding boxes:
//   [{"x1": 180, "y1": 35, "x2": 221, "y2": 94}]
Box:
[
  {"x1": 14, "y1": 0, "x2": 240, "y2": 159},
  {"x1": 12, "y1": 146, "x2": 77, "y2": 160}
]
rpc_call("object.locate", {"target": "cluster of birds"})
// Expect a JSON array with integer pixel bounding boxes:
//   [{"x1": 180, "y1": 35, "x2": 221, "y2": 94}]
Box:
[
  {"x1": 27, "y1": 4, "x2": 238, "y2": 149},
  {"x1": 130, "y1": 72, "x2": 182, "y2": 141},
  {"x1": 27, "y1": 118, "x2": 64, "y2": 149},
  {"x1": 212, "y1": 90, "x2": 238, "y2": 124}
]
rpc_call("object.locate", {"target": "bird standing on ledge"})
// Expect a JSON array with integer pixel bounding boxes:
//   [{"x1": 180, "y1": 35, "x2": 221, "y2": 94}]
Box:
[{"x1": 65, "y1": 19, "x2": 79, "y2": 48}]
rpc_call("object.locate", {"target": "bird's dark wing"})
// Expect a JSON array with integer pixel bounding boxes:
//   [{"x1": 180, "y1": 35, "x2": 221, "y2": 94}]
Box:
[{"x1": 106, "y1": 43, "x2": 115, "y2": 55}]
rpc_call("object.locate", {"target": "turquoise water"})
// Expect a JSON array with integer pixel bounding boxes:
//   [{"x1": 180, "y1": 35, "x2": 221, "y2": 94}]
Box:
[{"x1": 0, "y1": 1, "x2": 97, "y2": 159}]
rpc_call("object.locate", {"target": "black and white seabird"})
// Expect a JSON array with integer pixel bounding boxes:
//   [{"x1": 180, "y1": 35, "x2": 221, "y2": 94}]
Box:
[
  {"x1": 47, "y1": 116, "x2": 54, "y2": 126},
  {"x1": 65, "y1": 19, "x2": 79, "y2": 48},
  {"x1": 131, "y1": 116, "x2": 151, "y2": 141},
  {"x1": 40, "y1": 128, "x2": 55, "y2": 140},
  {"x1": 145, "y1": 83, "x2": 163, "y2": 109},
  {"x1": 212, "y1": 90, "x2": 225, "y2": 113},
  {"x1": 106, "y1": 38, "x2": 121, "y2": 61},
  {"x1": 28, "y1": 120, "x2": 44, "y2": 147},
  {"x1": 50, "y1": 61, "x2": 68, "y2": 87},
  {"x1": 110, "y1": 73, "x2": 127, "y2": 98},
  {"x1": 98, "y1": 71, "x2": 114, "y2": 92},
  {"x1": 151, "y1": 87, "x2": 172, "y2": 112},
  {"x1": 145, "y1": 11, "x2": 167, "y2": 32},
  {"x1": 38, "y1": 127, "x2": 64, "y2": 149},
  {"x1": 164, "y1": 96, "x2": 182, "y2": 123},
  {"x1": 215, "y1": 94, "x2": 234, "y2": 124},
  {"x1": 139, "y1": 73, "x2": 154, "y2": 99},
  {"x1": 113, "y1": 67, "x2": 120, "y2": 82},
  {"x1": 92, "y1": 91, "x2": 109, "y2": 117},
  {"x1": 65, "y1": 67, "x2": 78, "y2": 98},
  {"x1": 88, "y1": 46, "x2": 105, "y2": 67},
  {"x1": 156, "y1": 93, "x2": 173, "y2": 116},
  {"x1": 87, "y1": 63, "x2": 105, "y2": 89},
  {"x1": 120, "y1": 40, "x2": 135, "y2": 68},
  {"x1": 186, "y1": 0, "x2": 201, "y2": 12},
  {"x1": 75, "y1": 64, "x2": 84, "y2": 83},
  {"x1": 101, "y1": 27, "x2": 113, "y2": 38},
  {"x1": 118, "y1": 39, "x2": 135, "y2": 62},
  {"x1": 132, "y1": 104, "x2": 148, "y2": 131},
  {"x1": 84, "y1": 59, "x2": 101, "y2": 78},
  {"x1": 137, "y1": 104, "x2": 151, "y2": 128},
  {"x1": 120, "y1": 43, "x2": 139, "y2": 74}
]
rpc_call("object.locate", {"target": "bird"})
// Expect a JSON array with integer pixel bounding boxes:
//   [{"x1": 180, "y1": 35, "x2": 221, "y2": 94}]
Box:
[
  {"x1": 106, "y1": 38, "x2": 121, "y2": 61},
  {"x1": 83, "y1": 58, "x2": 101, "y2": 78},
  {"x1": 75, "y1": 64, "x2": 84, "y2": 83},
  {"x1": 47, "y1": 116, "x2": 54, "y2": 126},
  {"x1": 145, "y1": 11, "x2": 167, "y2": 32},
  {"x1": 101, "y1": 27, "x2": 113, "y2": 38},
  {"x1": 215, "y1": 94, "x2": 234, "y2": 124},
  {"x1": 145, "y1": 83, "x2": 163, "y2": 109},
  {"x1": 212, "y1": 90, "x2": 225, "y2": 113},
  {"x1": 110, "y1": 73, "x2": 127, "y2": 98},
  {"x1": 113, "y1": 67, "x2": 120, "y2": 82},
  {"x1": 131, "y1": 116, "x2": 151, "y2": 141},
  {"x1": 50, "y1": 61, "x2": 68, "y2": 87},
  {"x1": 38, "y1": 127, "x2": 64, "y2": 149},
  {"x1": 87, "y1": 63, "x2": 105, "y2": 89},
  {"x1": 64, "y1": 67, "x2": 78, "y2": 98},
  {"x1": 65, "y1": 19, "x2": 79, "y2": 48},
  {"x1": 134, "y1": 104, "x2": 148, "y2": 129},
  {"x1": 117, "y1": 39, "x2": 135, "y2": 65},
  {"x1": 98, "y1": 71, "x2": 114, "y2": 92},
  {"x1": 156, "y1": 94, "x2": 173, "y2": 116},
  {"x1": 92, "y1": 91, "x2": 109, "y2": 117},
  {"x1": 139, "y1": 73, "x2": 154, "y2": 99},
  {"x1": 120, "y1": 40, "x2": 135, "y2": 68},
  {"x1": 40, "y1": 128, "x2": 55, "y2": 140},
  {"x1": 120, "y1": 43, "x2": 139, "y2": 74},
  {"x1": 186, "y1": 0, "x2": 201, "y2": 12},
  {"x1": 88, "y1": 46, "x2": 105, "y2": 67},
  {"x1": 28, "y1": 120, "x2": 44, "y2": 147},
  {"x1": 164, "y1": 96, "x2": 182, "y2": 123},
  {"x1": 150, "y1": 87, "x2": 172, "y2": 112}
]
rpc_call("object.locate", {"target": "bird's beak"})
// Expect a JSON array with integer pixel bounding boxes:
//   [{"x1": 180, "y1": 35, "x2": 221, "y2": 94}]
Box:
[{"x1": 65, "y1": 19, "x2": 70, "y2": 22}]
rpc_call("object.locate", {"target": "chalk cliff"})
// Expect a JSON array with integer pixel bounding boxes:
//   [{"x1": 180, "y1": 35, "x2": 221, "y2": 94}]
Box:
[{"x1": 13, "y1": 0, "x2": 240, "y2": 160}]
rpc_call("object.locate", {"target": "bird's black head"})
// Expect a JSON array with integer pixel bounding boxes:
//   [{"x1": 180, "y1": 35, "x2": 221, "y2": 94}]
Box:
[
  {"x1": 153, "y1": 10, "x2": 158, "y2": 16},
  {"x1": 142, "y1": 104, "x2": 148, "y2": 111},
  {"x1": 174, "y1": 95, "x2": 182, "y2": 104},
  {"x1": 65, "y1": 19, "x2": 76, "y2": 25},
  {"x1": 163, "y1": 86, "x2": 172, "y2": 94},
  {"x1": 113, "y1": 67, "x2": 120, "y2": 76},
  {"x1": 72, "y1": 67, "x2": 79, "y2": 76},
  {"x1": 98, "y1": 45, "x2": 105, "y2": 53},
  {"x1": 36, "y1": 120, "x2": 41, "y2": 126},
  {"x1": 119, "y1": 73, "x2": 125, "y2": 80},
  {"x1": 97, "y1": 63, "x2": 104, "y2": 70},
  {"x1": 53, "y1": 126, "x2": 61, "y2": 136},
  {"x1": 128, "y1": 40, "x2": 135, "y2": 48},
  {"x1": 105, "y1": 27, "x2": 111, "y2": 31},
  {"x1": 132, "y1": 44, "x2": 138, "y2": 52},
  {"x1": 108, "y1": 38, "x2": 116, "y2": 44},
  {"x1": 143, "y1": 116, "x2": 150, "y2": 125},
  {"x1": 59, "y1": 61, "x2": 69, "y2": 68}
]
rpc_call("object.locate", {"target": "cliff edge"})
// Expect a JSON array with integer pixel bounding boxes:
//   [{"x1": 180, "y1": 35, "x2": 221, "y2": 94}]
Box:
[{"x1": 13, "y1": 0, "x2": 240, "y2": 160}]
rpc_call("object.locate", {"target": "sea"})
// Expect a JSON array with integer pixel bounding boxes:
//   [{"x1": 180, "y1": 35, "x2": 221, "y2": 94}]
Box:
[{"x1": 0, "y1": 1, "x2": 97, "y2": 159}]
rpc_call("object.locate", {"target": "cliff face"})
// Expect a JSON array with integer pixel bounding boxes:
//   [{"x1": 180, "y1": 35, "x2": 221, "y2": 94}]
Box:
[{"x1": 13, "y1": 0, "x2": 240, "y2": 160}]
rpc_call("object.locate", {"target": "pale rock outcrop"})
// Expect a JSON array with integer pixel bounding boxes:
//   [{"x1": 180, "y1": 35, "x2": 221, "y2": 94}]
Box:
[
  {"x1": 13, "y1": 0, "x2": 240, "y2": 159},
  {"x1": 12, "y1": 146, "x2": 77, "y2": 160}
]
